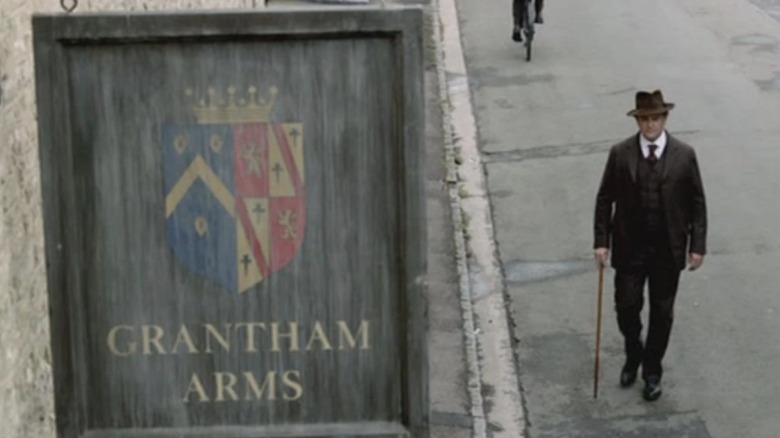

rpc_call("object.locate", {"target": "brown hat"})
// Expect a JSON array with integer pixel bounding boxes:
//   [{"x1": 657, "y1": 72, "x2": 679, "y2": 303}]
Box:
[{"x1": 626, "y1": 90, "x2": 675, "y2": 117}]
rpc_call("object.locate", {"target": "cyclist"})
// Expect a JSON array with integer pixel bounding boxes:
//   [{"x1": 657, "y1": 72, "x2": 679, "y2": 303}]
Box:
[{"x1": 512, "y1": 0, "x2": 544, "y2": 42}]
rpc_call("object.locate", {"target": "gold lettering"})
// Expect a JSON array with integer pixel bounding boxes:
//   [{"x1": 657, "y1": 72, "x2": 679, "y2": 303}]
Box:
[
  {"x1": 109, "y1": 320, "x2": 367, "y2": 357},
  {"x1": 243, "y1": 371, "x2": 277, "y2": 401},
  {"x1": 282, "y1": 370, "x2": 303, "y2": 401},
  {"x1": 337, "y1": 320, "x2": 370, "y2": 350},
  {"x1": 170, "y1": 325, "x2": 198, "y2": 354},
  {"x1": 204, "y1": 324, "x2": 232, "y2": 353},
  {"x1": 305, "y1": 321, "x2": 333, "y2": 351},
  {"x1": 235, "y1": 322, "x2": 267, "y2": 353},
  {"x1": 183, "y1": 373, "x2": 209, "y2": 403},
  {"x1": 214, "y1": 372, "x2": 239, "y2": 402},
  {"x1": 107, "y1": 325, "x2": 136, "y2": 356},
  {"x1": 271, "y1": 322, "x2": 299, "y2": 352},
  {"x1": 142, "y1": 325, "x2": 167, "y2": 355}
]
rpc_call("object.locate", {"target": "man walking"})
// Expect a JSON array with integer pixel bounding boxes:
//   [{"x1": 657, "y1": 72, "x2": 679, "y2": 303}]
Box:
[{"x1": 593, "y1": 90, "x2": 707, "y2": 401}]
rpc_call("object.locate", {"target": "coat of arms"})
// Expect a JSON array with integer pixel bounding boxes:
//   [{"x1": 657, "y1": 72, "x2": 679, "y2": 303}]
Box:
[{"x1": 162, "y1": 86, "x2": 305, "y2": 293}]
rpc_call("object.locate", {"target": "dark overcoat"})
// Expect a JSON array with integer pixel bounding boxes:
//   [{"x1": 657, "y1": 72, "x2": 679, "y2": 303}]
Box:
[{"x1": 594, "y1": 132, "x2": 707, "y2": 270}]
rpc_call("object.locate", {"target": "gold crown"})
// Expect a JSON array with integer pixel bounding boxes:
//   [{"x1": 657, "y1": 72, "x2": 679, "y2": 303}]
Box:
[{"x1": 186, "y1": 86, "x2": 278, "y2": 124}]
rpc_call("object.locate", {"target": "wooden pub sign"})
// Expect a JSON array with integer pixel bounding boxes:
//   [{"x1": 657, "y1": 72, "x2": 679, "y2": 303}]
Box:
[{"x1": 32, "y1": 7, "x2": 427, "y2": 438}]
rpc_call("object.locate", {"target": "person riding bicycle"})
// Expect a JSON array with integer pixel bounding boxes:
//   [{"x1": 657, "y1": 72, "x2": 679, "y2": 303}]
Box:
[{"x1": 512, "y1": 0, "x2": 544, "y2": 42}]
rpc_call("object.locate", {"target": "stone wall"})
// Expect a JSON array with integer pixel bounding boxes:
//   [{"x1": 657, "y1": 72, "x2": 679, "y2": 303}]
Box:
[{"x1": 0, "y1": 2, "x2": 262, "y2": 437}]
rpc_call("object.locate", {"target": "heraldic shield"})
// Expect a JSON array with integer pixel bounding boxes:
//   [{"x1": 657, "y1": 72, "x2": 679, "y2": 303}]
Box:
[{"x1": 162, "y1": 86, "x2": 305, "y2": 294}]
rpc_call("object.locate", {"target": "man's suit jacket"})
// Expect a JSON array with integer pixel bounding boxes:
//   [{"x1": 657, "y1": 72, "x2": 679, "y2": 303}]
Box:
[{"x1": 594, "y1": 132, "x2": 707, "y2": 271}]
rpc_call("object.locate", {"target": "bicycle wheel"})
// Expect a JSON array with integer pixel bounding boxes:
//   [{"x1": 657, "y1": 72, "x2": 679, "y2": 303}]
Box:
[{"x1": 525, "y1": 38, "x2": 532, "y2": 61}]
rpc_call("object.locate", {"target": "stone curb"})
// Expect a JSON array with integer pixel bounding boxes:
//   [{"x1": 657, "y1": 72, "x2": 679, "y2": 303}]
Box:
[{"x1": 432, "y1": 0, "x2": 527, "y2": 436}]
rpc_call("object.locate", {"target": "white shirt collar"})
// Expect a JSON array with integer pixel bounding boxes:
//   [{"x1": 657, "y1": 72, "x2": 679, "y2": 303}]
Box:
[{"x1": 640, "y1": 131, "x2": 667, "y2": 159}]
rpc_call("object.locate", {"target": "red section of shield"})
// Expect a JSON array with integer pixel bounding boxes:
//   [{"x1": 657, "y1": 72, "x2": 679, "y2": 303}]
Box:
[
  {"x1": 234, "y1": 124, "x2": 269, "y2": 197},
  {"x1": 233, "y1": 123, "x2": 305, "y2": 278}
]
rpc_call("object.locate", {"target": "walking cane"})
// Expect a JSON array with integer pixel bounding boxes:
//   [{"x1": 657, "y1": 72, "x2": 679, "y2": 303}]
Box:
[{"x1": 593, "y1": 262, "x2": 605, "y2": 399}]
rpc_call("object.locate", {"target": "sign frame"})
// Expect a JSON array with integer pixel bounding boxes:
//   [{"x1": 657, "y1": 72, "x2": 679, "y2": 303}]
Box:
[{"x1": 33, "y1": 7, "x2": 427, "y2": 438}]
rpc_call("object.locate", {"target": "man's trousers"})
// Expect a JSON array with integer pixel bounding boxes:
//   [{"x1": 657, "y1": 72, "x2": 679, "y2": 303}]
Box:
[{"x1": 614, "y1": 255, "x2": 681, "y2": 380}]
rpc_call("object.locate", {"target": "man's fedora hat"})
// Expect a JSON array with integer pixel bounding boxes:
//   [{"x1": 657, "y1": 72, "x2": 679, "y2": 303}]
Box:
[{"x1": 626, "y1": 90, "x2": 675, "y2": 117}]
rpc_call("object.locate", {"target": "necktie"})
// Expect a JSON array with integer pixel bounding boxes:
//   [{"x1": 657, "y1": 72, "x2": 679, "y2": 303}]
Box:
[{"x1": 647, "y1": 144, "x2": 658, "y2": 165}]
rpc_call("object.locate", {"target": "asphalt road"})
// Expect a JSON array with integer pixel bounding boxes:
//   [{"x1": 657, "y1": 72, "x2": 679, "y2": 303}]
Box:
[{"x1": 452, "y1": 0, "x2": 780, "y2": 436}]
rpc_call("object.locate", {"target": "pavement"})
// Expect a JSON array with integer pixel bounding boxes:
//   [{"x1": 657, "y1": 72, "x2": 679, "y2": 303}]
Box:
[{"x1": 448, "y1": 0, "x2": 780, "y2": 437}]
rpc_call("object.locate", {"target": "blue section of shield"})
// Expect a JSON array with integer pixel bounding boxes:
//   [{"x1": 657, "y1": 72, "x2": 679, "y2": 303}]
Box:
[
  {"x1": 162, "y1": 125, "x2": 235, "y2": 194},
  {"x1": 162, "y1": 125, "x2": 238, "y2": 293}
]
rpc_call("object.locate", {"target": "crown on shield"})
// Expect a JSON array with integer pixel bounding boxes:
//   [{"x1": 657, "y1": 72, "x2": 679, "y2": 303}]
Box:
[{"x1": 186, "y1": 86, "x2": 278, "y2": 124}]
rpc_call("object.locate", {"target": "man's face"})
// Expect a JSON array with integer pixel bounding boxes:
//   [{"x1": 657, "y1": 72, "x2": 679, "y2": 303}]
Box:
[{"x1": 635, "y1": 113, "x2": 667, "y2": 141}]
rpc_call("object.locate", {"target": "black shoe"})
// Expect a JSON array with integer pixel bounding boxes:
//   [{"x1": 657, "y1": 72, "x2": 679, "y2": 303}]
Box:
[
  {"x1": 512, "y1": 26, "x2": 523, "y2": 42},
  {"x1": 643, "y1": 376, "x2": 662, "y2": 401},
  {"x1": 534, "y1": 12, "x2": 544, "y2": 24},
  {"x1": 620, "y1": 362, "x2": 639, "y2": 387}
]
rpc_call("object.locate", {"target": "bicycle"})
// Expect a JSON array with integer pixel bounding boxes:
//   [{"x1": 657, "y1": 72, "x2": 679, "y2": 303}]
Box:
[{"x1": 512, "y1": 0, "x2": 543, "y2": 61}]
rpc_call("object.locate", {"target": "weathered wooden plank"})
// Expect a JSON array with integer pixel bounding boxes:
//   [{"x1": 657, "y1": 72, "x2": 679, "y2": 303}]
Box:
[
  {"x1": 396, "y1": 9, "x2": 427, "y2": 438},
  {"x1": 33, "y1": 8, "x2": 423, "y2": 41},
  {"x1": 32, "y1": 16, "x2": 88, "y2": 437},
  {"x1": 83, "y1": 422, "x2": 409, "y2": 437}
]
